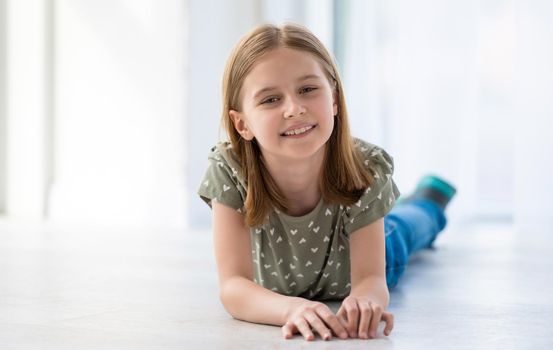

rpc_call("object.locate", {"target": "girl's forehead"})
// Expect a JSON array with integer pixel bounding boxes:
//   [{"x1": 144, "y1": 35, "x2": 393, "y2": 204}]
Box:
[{"x1": 243, "y1": 48, "x2": 327, "y2": 94}]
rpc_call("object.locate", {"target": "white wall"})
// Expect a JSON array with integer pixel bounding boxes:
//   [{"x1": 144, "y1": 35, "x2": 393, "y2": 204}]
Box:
[
  {"x1": 4, "y1": 0, "x2": 49, "y2": 220},
  {"x1": 2, "y1": 0, "x2": 188, "y2": 228},
  {"x1": 514, "y1": 0, "x2": 553, "y2": 233},
  {"x1": 0, "y1": 0, "x2": 6, "y2": 214},
  {"x1": 48, "y1": 0, "x2": 187, "y2": 228}
]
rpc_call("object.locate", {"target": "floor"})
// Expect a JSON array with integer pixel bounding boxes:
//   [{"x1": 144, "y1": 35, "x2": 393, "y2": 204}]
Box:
[{"x1": 0, "y1": 220, "x2": 552, "y2": 349}]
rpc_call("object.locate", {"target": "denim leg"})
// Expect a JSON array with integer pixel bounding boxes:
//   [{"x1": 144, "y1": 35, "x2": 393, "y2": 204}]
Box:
[{"x1": 384, "y1": 199, "x2": 447, "y2": 289}]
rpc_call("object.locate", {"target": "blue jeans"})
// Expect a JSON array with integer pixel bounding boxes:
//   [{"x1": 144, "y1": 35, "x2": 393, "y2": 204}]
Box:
[{"x1": 384, "y1": 199, "x2": 447, "y2": 289}]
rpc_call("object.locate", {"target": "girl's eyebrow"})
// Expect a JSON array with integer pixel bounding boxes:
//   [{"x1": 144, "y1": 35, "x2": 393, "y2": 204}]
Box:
[
  {"x1": 252, "y1": 74, "x2": 323, "y2": 99},
  {"x1": 297, "y1": 74, "x2": 322, "y2": 82}
]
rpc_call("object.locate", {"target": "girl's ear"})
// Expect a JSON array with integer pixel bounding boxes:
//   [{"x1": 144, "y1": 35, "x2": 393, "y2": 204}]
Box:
[{"x1": 229, "y1": 110, "x2": 254, "y2": 141}]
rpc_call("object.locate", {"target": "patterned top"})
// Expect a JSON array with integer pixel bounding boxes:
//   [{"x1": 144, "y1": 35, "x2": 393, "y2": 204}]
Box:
[{"x1": 198, "y1": 138, "x2": 400, "y2": 300}]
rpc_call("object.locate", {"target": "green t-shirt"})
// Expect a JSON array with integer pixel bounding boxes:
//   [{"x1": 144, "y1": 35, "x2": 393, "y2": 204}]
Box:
[{"x1": 198, "y1": 138, "x2": 400, "y2": 300}]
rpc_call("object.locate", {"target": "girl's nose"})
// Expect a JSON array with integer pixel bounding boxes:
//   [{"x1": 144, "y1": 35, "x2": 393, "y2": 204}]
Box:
[{"x1": 283, "y1": 96, "x2": 306, "y2": 119}]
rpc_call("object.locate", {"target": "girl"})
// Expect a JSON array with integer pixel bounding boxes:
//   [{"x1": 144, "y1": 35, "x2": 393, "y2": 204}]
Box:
[{"x1": 198, "y1": 23, "x2": 456, "y2": 341}]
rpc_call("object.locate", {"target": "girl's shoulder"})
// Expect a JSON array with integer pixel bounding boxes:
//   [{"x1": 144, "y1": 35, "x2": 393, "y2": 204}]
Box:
[
  {"x1": 341, "y1": 138, "x2": 400, "y2": 235},
  {"x1": 206, "y1": 141, "x2": 245, "y2": 177},
  {"x1": 198, "y1": 141, "x2": 247, "y2": 210},
  {"x1": 352, "y1": 137, "x2": 395, "y2": 175}
]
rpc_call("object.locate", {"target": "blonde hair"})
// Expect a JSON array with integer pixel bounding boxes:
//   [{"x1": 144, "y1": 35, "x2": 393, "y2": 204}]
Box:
[{"x1": 222, "y1": 23, "x2": 374, "y2": 227}]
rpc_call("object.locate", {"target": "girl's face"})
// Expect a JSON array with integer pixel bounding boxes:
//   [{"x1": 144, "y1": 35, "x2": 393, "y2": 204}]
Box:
[{"x1": 229, "y1": 47, "x2": 338, "y2": 162}]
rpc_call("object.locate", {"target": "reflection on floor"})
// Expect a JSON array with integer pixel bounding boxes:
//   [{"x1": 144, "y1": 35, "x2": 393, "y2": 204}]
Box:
[{"x1": 0, "y1": 220, "x2": 551, "y2": 349}]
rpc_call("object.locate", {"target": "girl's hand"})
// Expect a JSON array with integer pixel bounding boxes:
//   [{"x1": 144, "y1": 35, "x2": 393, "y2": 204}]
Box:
[
  {"x1": 336, "y1": 296, "x2": 394, "y2": 339},
  {"x1": 282, "y1": 300, "x2": 349, "y2": 341}
]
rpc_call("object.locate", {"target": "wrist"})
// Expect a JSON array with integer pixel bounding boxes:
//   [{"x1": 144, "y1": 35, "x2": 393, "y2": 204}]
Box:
[
  {"x1": 349, "y1": 278, "x2": 390, "y2": 308},
  {"x1": 281, "y1": 296, "x2": 305, "y2": 324}
]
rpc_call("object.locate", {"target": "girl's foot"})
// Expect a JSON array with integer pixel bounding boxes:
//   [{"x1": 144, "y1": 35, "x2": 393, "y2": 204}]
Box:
[{"x1": 398, "y1": 175, "x2": 456, "y2": 210}]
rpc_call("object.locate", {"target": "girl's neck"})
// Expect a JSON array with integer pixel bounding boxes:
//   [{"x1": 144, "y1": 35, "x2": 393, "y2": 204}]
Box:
[{"x1": 262, "y1": 146, "x2": 325, "y2": 217}]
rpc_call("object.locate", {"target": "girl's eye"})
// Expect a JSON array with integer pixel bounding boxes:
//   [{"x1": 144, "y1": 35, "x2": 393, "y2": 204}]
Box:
[
  {"x1": 301, "y1": 86, "x2": 317, "y2": 94},
  {"x1": 261, "y1": 97, "x2": 279, "y2": 104}
]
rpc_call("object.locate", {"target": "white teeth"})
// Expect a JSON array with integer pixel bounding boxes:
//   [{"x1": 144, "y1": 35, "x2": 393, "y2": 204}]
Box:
[{"x1": 283, "y1": 125, "x2": 314, "y2": 136}]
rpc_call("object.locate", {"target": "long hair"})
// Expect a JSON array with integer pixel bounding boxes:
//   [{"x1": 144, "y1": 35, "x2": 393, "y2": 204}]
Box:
[{"x1": 221, "y1": 23, "x2": 374, "y2": 227}]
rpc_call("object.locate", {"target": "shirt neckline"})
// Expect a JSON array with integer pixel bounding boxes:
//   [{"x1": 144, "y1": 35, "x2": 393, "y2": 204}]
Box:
[{"x1": 277, "y1": 197, "x2": 326, "y2": 223}]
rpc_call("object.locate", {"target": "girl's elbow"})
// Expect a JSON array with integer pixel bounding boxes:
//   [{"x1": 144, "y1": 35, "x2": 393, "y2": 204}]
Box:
[
  {"x1": 219, "y1": 285, "x2": 232, "y2": 311},
  {"x1": 219, "y1": 282, "x2": 243, "y2": 318},
  {"x1": 220, "y1": 295, "x2": 247, "y2": 321}
]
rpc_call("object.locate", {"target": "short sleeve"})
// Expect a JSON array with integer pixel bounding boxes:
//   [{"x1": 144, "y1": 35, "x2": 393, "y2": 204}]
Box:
[
  {"x1": 343, "y1": 144, "x2": 401, "y2": 235},
  {"x1": 197, "y1": 145, "x2": 245, "y2": 211}
]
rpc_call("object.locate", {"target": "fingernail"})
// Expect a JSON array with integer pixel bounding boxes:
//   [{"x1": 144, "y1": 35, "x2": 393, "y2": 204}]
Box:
[
  {"x1": 360, "y1": 332, "x2": 367, "y2": 339},
  {"x1": 324, "y1": 333, "x2": 331, "y2": 341}
]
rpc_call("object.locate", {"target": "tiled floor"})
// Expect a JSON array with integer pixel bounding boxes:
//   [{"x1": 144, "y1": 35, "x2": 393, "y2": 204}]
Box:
[{"x1": 0, "y1": 220, "x2": 552, "y2": 349}]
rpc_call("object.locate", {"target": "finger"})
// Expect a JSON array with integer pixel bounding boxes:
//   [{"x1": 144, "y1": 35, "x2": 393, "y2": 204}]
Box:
[
  {"x1": 382, "y1": 312, "x2": 394, "y2": 336},
  {"x1": 336, "y1": 306, "x2": 347, "y2": 327},
  {"x1": 368, "y1": 304, "x2": 383, "y2": 338},
  {"x1": 282, "y1": 322, "x2": 296, "y2": 339},
  {"x1": 336, "y1": 308, "x2": 349, "y2": 333},
  {"x1": 343, "y1": 300, "x2": 360, "y2": 337},
  {"x1": 316, "y1": 307, "x2": 348, "y2": 339},
  {"x1": 295, "y1": 318, "x2": 316, "y2": 341},
  {"x1": 357, "y1": 300, "x2": 373, "y2": 339},
  {"x1": 304, "y1": 312, "x2": 332, "y2": 341}
]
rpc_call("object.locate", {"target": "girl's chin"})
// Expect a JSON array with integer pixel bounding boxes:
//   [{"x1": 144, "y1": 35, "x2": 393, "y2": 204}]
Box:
[{"x1": 283, "y1": 143, "x2": 327, "y2": 160}]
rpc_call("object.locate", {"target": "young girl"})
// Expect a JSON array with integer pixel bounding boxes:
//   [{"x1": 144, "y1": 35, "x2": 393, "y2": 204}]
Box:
[{"x1": 198, "y1": 23, "x2": 456, "y2": 341}]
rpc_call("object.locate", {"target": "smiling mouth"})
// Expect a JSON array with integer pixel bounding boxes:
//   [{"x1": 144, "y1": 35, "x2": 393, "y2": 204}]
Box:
[{"x1": 281, "y1": 125, "x2": 316, "y2": 136}]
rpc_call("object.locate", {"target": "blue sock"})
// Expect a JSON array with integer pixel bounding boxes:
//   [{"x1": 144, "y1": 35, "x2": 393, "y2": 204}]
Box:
[{"x1": 398, "y1": 175, "x2": 456, "y2": 210}]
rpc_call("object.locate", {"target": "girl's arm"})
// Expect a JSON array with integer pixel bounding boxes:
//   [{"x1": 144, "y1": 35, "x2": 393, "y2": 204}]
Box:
[
  {"x1": 211, "y1": 202, "x2": 348, "y2": 340},
  {"x1": 349, "y1": 218, "x2": 389, "y2": 306},
  {"x1": 212, "y1": 201, "x2": 290, "y2": 324},
  {"x1": 337, "y1": 218, "x2": 394, "y2": 339}
]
